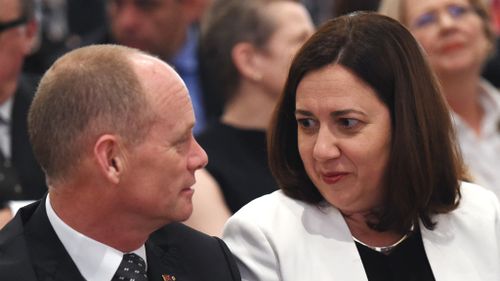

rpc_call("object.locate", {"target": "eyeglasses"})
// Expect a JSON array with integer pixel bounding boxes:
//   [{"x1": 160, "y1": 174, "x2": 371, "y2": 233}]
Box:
[
  {"x1": 411, "y1": 4, "x2": 475, "y2": 29},
  {"x1": 0, "y1": 16, "x2": 27, "y2": 33}
]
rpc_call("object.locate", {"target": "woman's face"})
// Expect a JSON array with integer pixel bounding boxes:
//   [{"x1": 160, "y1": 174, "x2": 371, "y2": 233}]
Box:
[
  {"x1": 255, "y1": 2, "x2": 314, "y2": 98},
  {"x1": 295, "y1": 64, "x2": 392, "y2": 215},
  {"x1": 404, "y1": 0, "x2": 491, "y2": 77}
]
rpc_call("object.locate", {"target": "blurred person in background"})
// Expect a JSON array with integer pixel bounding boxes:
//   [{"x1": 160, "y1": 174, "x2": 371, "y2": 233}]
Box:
[
  {"x1": 380, "y1": 0, "x2": 500, "y2": 200},
  {"x1": 104, "y1": 0, "x2": 214, "y2": 134},
  {"x1": 332, "y1": 0, "x2": 380, "y2": 17},
  {"x1": 22, "y1": 0, "x2": 107, "y2": 76},
  {"x1": 184, "y1": 0, "x2": 314, "y2": 236},
  {"x1": 0, "y1": 0, "x2": 46, "y2": 228},
  {"x1": 482, "y1": 0, "x2": 500, "y2": 87}
]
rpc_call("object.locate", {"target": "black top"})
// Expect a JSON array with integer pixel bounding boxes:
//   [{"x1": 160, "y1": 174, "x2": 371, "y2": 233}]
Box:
[
  {"x1": 196, "y1": 122, "x2": 278, "y2": 213},
  {"x1": 355, "y1": 228, "x2": 436, "y2": 281},
  {"x1": 0, "y1": 74, "x2": 47, "y2": 207}
]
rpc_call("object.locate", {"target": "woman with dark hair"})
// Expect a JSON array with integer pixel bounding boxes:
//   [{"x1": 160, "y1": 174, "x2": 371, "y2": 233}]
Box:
[{"x1": 223, "y1": 13, "x2": 500, "y2": 280}]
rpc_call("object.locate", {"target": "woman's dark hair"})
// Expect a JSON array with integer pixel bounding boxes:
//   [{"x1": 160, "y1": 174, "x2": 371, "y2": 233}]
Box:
[{"x1": 268, "y1": 12, "x2": 464, "y2": 233}]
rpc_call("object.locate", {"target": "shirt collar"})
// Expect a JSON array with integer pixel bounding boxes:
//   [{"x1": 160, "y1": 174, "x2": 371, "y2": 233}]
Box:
[
  {"x1": 451, "y1": 79, "x2": 500, "y2": 137},
  {"x1": 45, "y1": 194, "x2": 147, "y2": 281},
  {"x1": 0, "y1": 96, "x2": 14, "y2": 124}
]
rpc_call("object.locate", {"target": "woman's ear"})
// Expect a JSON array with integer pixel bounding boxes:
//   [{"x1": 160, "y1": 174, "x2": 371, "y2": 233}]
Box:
[
  {"x1": 94, "y1": 134, "x2": 125, "y2": 185},
  {"x1": 231, "y1": 42, "x2": 263, "y2": 82}
]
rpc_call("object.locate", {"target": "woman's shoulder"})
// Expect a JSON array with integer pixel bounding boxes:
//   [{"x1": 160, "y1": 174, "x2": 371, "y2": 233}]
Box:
[
  {"x1": 225, "y1": 190, "x2": 341, "y2": 233},
  {"x1": 231, "y1": 190, "x2": 306, "y2": 218},
  {"x1": 456, "y1": 181, "x2": 500, "y2": 217},
  {"x1": 460, "y1": 181, "x2": 498, "y2": 204}
]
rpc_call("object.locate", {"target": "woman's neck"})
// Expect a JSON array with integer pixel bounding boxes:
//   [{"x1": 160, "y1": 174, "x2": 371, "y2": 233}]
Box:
[
  {"x1": 343, "y1": 211, "x2": 404, "y2": 248},
  {"x1": 221, "y1": 81, "x2": 278, "y2": 130},
  {"x1": 438, "y1": 72, "x2": 484, "y2": 136}
]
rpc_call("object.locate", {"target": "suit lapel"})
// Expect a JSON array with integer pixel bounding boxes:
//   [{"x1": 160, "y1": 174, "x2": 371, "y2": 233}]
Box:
[
  {"x1": 146, "y1": 238, "x2": 190, "y2": 281},
  {"x1": 0, "y1": 205, "x2": 39, "y2": 280},
  {"x1": 23, "y1": 197, "x2": 86, "y2": 281}
]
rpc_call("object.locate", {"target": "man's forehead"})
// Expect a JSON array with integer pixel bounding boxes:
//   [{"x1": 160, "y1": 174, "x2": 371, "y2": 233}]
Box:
[
  {"x1": 130, "y1": 53, "x2": 188, "y2": 98},
  {"x1": 0, "y1": 0, "x2": 21, "y2": 20}
]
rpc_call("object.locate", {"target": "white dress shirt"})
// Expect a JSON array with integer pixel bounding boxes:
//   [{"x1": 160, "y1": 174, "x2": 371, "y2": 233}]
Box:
[
  {"x1": 452, "y1": 80, "x2": 500, "y2": 200},
  {"x1": 0, "y1": 97, "x2": 13, "y2": 159},
  {"x1": 45, "y1": 194, "x2": 147, "y2": 281}
]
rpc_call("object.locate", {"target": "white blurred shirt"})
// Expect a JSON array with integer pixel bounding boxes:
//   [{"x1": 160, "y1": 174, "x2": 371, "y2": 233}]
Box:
[{"x1": 452, "y1": 79, "x2": 500, "y2": 200}]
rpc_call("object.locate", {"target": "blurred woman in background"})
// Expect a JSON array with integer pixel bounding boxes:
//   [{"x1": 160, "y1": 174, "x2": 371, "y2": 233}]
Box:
[
  {"x1": 380, "y1": 0, "x2": 500, "y2": 199},
  {"x1": 184, "y1": 0, "x2": 314, "y2": 236}
]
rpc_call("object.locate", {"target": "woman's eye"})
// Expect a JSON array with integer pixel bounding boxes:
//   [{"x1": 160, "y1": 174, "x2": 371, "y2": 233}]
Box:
[
  {"x1": 339, "y1": 118, "x2": 359, "y2": 129},
  {"x1": 448, "y1": 4, "x2": 470, "y2": 18},
  {"x1": 413, "y1": 12, "x2": 437, "y2": 29},
  {"x1": 297, "y1": 118, "x2": 316, "y2": 129}
]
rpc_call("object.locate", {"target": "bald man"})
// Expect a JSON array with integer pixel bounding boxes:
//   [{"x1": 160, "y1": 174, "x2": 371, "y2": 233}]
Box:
[{"x1": 0, "y1": 45, "x2": 240, "y2": 281}]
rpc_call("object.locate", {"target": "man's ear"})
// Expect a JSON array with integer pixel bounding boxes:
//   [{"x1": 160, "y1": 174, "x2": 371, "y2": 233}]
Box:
[
  {"x1": 94, "y1": 135, "x2": 126, "y2": 185},
  {"x1": 22, "y1": 19, "x2": 38, "y2": 55},
  {"x1": 232, "y1": 42, "x2": 263, "y2": 82}
]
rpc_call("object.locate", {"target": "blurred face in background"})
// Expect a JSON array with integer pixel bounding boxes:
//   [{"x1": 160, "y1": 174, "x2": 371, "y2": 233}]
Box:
[
  {"x1": 255, "y1": 1, "x2": 314, "y2": 98},
  {"x1": 0, "y1": 0, "x2": 35, "y2": 101},
  {"x1": 404, "y1": 0, "x2": 492, "y2": 77},
  {"x1": 108, "y1": 0, "x2": 193, "y2": 60}
]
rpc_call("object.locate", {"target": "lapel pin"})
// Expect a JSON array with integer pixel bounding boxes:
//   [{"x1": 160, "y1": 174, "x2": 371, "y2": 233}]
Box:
[{"x1": 162, "y1": 274, "x2": 176, "y2": 281}]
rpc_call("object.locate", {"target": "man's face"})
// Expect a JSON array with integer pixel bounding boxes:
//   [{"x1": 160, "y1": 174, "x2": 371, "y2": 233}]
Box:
[
  {"x1": 108, "y1": 0, "x2": 189, "y2": 60},
  {"x1": 118, "y1": 55, "x2": 208, "y2": 226},
  {"x1": 0, "y1": 0, "x2": 33, "y2": 99}
]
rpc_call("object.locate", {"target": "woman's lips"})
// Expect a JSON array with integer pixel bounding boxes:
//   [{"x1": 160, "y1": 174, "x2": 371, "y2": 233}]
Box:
[
  {"x1": 440, "y1": 42, "x2": 464, "y2": 53},
  {"x1": 321, "y1": 172, "x2": 349, "y2": 184}
]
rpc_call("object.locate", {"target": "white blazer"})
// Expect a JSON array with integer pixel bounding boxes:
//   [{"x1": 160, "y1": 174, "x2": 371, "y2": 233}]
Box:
[{"x1": 223, "y1": 182, "x2": 500, "y2": 281}]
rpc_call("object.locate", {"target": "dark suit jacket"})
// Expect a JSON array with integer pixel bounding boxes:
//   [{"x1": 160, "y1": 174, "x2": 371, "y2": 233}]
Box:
[
  {"x1": 0, "y1": 199, "x2": 241, "y2": 281},
  {"x1": 0, "y1": 74, "x2": 47, "y2": 203}
]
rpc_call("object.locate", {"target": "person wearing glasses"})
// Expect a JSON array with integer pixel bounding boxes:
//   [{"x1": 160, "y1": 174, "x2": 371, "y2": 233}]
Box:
[
  {"x1": 0, "y1": 0, "x2": 46, "y2": 228},
  {"x1": 379, "y1": 0, "x2": 500, "y2": 200}
]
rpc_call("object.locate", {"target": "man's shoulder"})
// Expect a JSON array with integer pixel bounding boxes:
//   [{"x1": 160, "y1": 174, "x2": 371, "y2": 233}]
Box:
[
  {"x1": 151, "y1": 222, "x2": 225, "y2": 252},
  {"x1": 149, "y1": 222, "x2": 240, "y2": 280},
  {"x1": 0, "y1": 202, "x2": 40, "y2": 281}
]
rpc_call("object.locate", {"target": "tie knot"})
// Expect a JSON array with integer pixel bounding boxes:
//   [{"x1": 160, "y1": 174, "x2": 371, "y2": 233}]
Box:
[{"x1": 112, "y1": 253, "x2": 148, "y2": 281}]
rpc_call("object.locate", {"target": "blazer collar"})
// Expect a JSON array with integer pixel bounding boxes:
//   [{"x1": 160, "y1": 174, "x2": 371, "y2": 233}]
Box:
[
  {"x1": 303, "y1": 203, "x2": 369, "y2": 281},
  {"x1": 420, "y1": 213, "x2": 482, "y2": 280}
]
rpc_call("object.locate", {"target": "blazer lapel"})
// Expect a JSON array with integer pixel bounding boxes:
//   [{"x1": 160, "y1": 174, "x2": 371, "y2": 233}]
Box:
[
  {"x1": 420, "y1": 215, "x2": 481, "y2": 280},
  {"x1": 23, "y1": 197, "x2": 86, "y2": 281},
  {"x1": 300, "y1": 203, "x2": 369, "y2": 281}
]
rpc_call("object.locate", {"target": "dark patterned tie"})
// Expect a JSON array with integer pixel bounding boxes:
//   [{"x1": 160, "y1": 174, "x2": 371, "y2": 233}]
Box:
[{"x1": 112, "y1": 253, "x2": 149, "y2": 281}]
